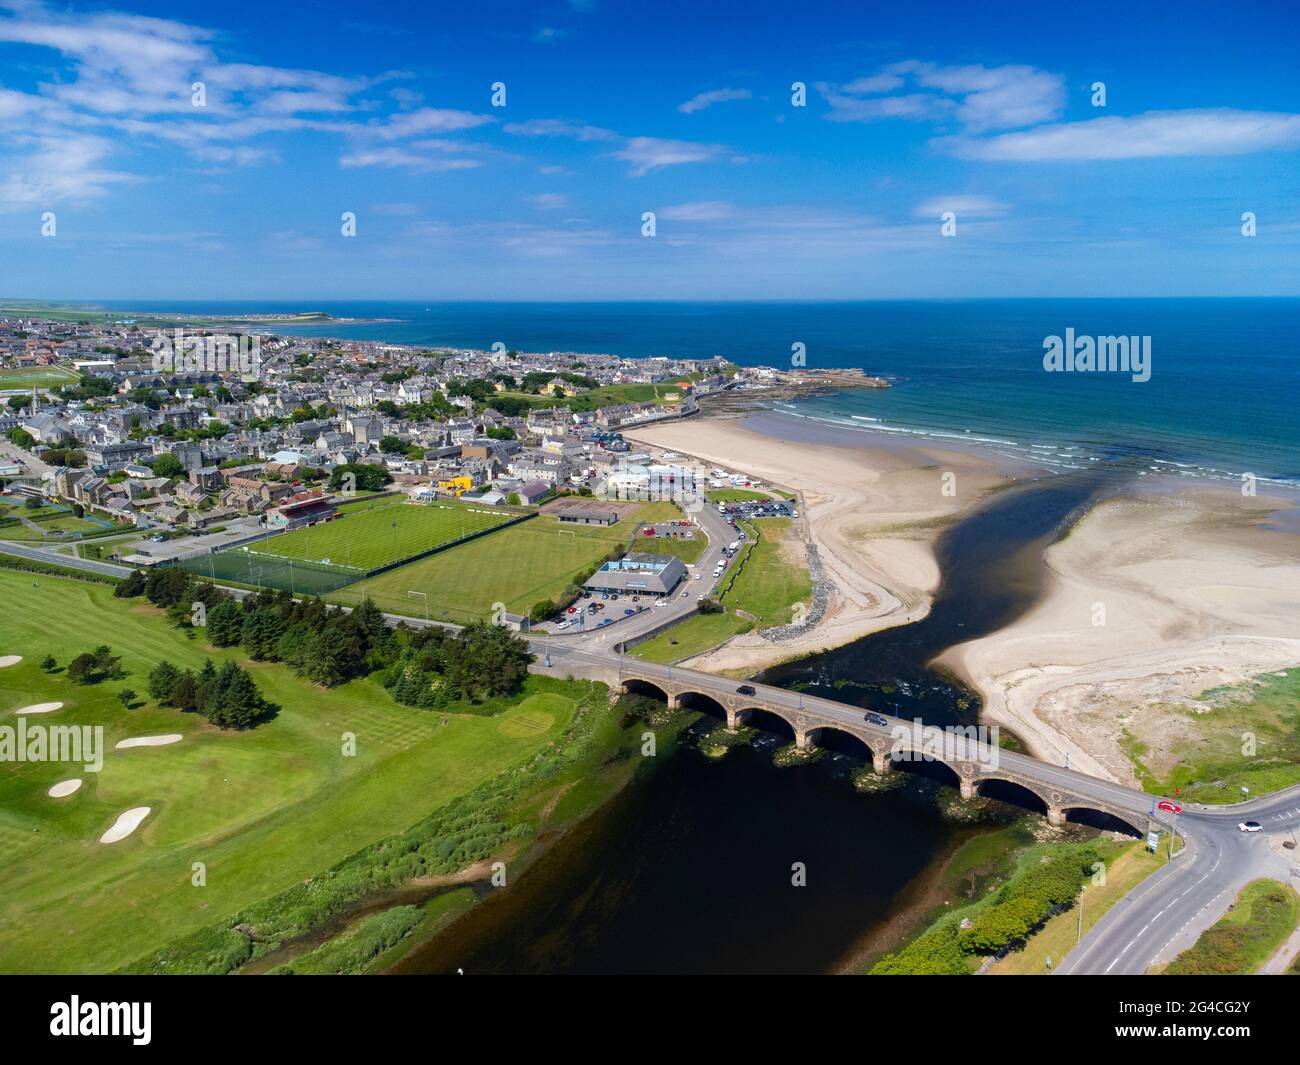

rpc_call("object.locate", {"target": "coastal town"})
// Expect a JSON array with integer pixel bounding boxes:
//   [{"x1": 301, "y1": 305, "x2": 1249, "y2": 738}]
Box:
[{"x1": 0, "y1": 311, "x2": 865, "y2": 556}]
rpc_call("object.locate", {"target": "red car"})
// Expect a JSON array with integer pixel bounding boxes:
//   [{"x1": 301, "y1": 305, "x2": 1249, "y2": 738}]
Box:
[{"x1": 1157, "y1": 800, "x2": 1181, "y2": 814}]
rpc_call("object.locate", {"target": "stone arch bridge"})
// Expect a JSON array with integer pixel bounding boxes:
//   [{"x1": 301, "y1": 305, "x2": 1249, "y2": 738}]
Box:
[{"x1": 608, "y1": 661, "x2": 1162, "y2": 838}]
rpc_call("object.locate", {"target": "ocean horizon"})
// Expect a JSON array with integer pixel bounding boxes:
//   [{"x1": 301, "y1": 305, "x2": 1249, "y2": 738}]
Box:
[{"x1": 87, "y1": 297, "x2": 1300, "y2": 486}]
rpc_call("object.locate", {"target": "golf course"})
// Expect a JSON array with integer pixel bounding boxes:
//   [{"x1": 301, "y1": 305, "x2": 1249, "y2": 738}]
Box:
[{"x1": 0, "y1": 568, "x2": 584, "y2": 973}]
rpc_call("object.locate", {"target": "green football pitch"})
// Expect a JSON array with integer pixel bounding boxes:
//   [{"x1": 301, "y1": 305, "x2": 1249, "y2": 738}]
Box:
[{"x1": 249, "y1": 500, "x2": 515, "y2": 572}]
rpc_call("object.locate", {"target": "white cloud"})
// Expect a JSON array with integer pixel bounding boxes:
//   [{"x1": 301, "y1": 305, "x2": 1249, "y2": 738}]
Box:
[
  {"x1": 611, "y1": 136, "x2": 726, "y2": 176},
  {"x1": 914, "y1": 195, "x2": 1008, "y2": 218},
  {"x1": 944, "y1": 108, "x2": 1300, "y2": 160},
  {"x1": 0, "y1": 132, "x2": 135, "y2": 208},
  {"x1": 530, "y1": 193, "x2": 568, "y2": 209},
  {"x1": 658, "y1": 201, "x2": 734, "y2": 221},
  {"x1": 363, "y1": 107, "x2": 493, "y2": 140},
  {"x1": 678, "y1": 87, "x2": 751, "y2": 114},
  {"x1": 339, "y1": 148, "x2": 481, "y2": 171},
  {"x1": 503, "y1": 117, "x2": 617, "y2": 141},
  {"x1": 819, "y1": 60, "x2": 1064, "y2": 132}
]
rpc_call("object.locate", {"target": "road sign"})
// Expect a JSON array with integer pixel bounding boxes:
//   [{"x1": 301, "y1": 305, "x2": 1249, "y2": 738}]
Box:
[{"x1": 1146, "y1": 830, "x2": 1160, "y2": 851}]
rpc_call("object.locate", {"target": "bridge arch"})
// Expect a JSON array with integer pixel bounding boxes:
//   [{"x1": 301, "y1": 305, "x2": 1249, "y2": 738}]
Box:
[
  {"x1": 674, "y1": 689, "x2": 729, "y2": 722},
  {"x1": 974, "y1": 777, "x2": 1050, "y2": 815},
  {"x1": 621, "y1": 678, "x2": 670, "y2": 704},
  {"x1": 804, "y1": 725, "x2": 878, "y2": 761},
  {"x1": 1062, "y1": 806, "x2": 1144, "y2": 838},
  {"x1": 889, "y1": 753, "x2": 962, "y2": 788},
  {"x1": 734, "y1": 705, "x2": 796, "y2": 741}
]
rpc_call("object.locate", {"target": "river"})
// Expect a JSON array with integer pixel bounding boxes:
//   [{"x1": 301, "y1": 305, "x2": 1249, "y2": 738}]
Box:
[{"x1": 395, "y1": 468, "x2": 1123, "y2": 974}]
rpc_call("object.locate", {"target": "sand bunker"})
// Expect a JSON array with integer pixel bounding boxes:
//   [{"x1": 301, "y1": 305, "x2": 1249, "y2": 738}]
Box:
[
  {"x1": 0, "y1": 655, "x2": 21, "y2": 667},
  {"x1": 99, "y1": 807, "x2": 150, "y2": 843},
  {"x1": 47, "y1": 779, "x2": 82, "y2": 798},
  {"x1": 115, "y1": 734, "x2": 182, "y2": 749},
  {"x1": 16, "y1": 702, "x2": 63, "y2": 715}
]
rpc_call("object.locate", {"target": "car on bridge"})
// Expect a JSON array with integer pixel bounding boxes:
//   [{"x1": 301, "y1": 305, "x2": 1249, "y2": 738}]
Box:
[
  {"x1": 1239, "y1": 821, "x2": 1262, "y2": 833},
  {"x1": 736, "y1": 684, "x2": 756, "y2": 696},
  {"x1": 863, "y1": 712, "x2": 889, "y2": 727},
  {"x1": 1157, "y1": 800, "x2": 1182, "y2": 814}
]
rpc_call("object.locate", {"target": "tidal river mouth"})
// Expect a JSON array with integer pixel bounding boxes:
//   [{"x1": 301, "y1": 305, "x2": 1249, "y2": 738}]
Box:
[{"x1": 396, "y1": 469, "x2": 1122, "y2": 975}]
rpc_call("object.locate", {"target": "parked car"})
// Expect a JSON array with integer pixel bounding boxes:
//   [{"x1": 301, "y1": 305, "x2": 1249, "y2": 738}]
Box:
[
  {"x1": 566, "y1": 606, "x2": 578, "y2": 614},
  {"x1": 1239, "y1": 821, "x2": 1262, "y2": 833},
  {"x1": 681, "y1": 590, "x2": 689, "y2": 598},
  {"x1": 1157, "y1": 800, "x2": 1182, "y2": 814}
]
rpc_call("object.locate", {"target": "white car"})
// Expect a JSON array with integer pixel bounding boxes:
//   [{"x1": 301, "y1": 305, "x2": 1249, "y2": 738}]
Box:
[
  {"x1": 694, "y1": 573, "x2": 702, "y2": 580},
  {"x1": 556, "y1": 621, "x2": 570, "y2": 630},
  {"x1": 1238, "y1": 821, "x2": 1262, "y2": 833}
]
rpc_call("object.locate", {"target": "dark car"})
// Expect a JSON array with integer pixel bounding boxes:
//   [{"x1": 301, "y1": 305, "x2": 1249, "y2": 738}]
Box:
[
  {"x1": 736, "y1": 684, "x2": 756, "y2": 696},
  {"x1": 864, "y1": 712, "x2": 889, "y2": 727}
]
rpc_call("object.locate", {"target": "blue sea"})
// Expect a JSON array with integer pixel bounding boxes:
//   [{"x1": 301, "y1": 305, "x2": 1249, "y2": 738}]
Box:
[{"x1": 97, "y1": 298, "x2": 1300, "y2": 486}]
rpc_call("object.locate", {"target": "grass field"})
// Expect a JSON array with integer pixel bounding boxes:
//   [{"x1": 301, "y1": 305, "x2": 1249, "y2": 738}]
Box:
[
  {"x1": 0, "y1": 568, "x2": 580, "y2": 973},
  {"x1": 0, "y1": 364, "x2": 81, "y2": 388},
  {"x1": 719, "y1": 518, "x2": 812, "y2": 627},
  {"x1": 330, "y1": 500, "x2": 682, "y2": 622},
  {"x1": 630, "y1": 611, "x2": 753, "y2": 663},
  {"x1": 0, "y1": 498, "x2": 114, "y2": 541},
  {"x1": 497, "y1": 379, "x2": 697, "y2": 413},
  {"x1": 248, "y1": 498, "x2": 515, "y2": 572}
]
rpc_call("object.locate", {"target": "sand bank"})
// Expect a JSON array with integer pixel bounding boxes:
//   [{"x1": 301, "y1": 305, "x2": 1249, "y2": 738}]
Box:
[
  {"x1": 48, "y1": 779, "x2": 82, "y2": 798},
  {"x1": 0, "y1": 655, "x2": 22, "y2": 668},
  {"x1": 624, "y1": 412, "x2": 1021, "y2": 672},
  {"x1": 939, "y1": 485, "x2": 1300, "y2": 783}
]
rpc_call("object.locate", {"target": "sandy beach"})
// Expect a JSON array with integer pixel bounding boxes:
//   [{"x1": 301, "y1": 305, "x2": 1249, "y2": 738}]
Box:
[
  {"x1": 624, "y1": 412, "x2": 1022, "y2": 673},
  {"x1": 938, "y1": 485, "x2": 1300, "y2": 783},
  {"x1": 628, "y1": 411, "x2": 1300, "y2": 786}
]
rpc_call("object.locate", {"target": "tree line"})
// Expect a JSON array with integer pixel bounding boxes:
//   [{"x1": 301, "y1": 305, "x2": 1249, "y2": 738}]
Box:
[{"x1": 115, "y1": 565, "x2": 533, "y2": 708}]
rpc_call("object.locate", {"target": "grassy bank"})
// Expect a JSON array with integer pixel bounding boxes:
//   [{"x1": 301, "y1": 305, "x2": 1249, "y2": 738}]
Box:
[
  {"x1": 987, "y1": 841, "x2": 1166, "y2": 974},
  {"x1": 869, "y1": 833, "x2": 1140, "y2": 975},
  {"x1": 1122, "y1": 667, "x2": 1300, "y2": 803},
  {"x1": 1160, "y1": 879, "x2": 1300, "y2": 975}
]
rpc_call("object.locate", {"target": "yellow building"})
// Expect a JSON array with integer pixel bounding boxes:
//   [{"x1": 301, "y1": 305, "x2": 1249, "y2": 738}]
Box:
[{"x1": 436, "y1": 476, "x2": 474, "y2": 497}]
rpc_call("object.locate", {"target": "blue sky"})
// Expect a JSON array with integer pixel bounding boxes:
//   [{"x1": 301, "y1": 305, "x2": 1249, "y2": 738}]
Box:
[{"x1": 0, "y1": 0, "x2": 1297, "y2": 300}]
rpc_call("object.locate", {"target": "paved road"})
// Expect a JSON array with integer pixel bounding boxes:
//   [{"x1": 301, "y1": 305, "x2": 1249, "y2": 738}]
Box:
[
  {"x1": 1060, "y1": 785, "x2": 1300, "y2": 974},
  {"x1": 0, "y1": 538, "x2": 133, "y2": 578}
]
